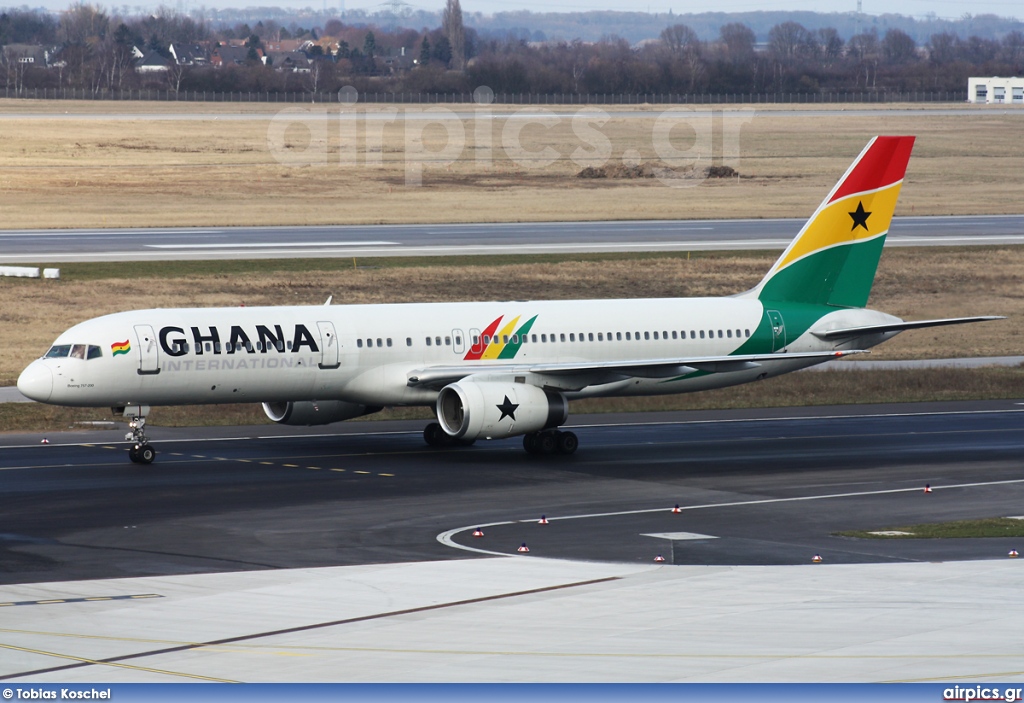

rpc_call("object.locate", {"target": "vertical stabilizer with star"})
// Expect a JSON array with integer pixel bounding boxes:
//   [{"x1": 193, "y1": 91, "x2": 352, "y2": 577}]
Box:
[{"x1": 745, "y1": 135, "x2": 915, "y2": 309}]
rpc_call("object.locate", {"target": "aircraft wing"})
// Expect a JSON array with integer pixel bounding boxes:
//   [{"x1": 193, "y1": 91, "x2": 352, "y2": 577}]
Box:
[
  {"x1": 812, "y1": 316, "x2": 1005, "y2": 341},
  {"x1": 406, "y1": 349, "x2": 864, "y2": 390}
]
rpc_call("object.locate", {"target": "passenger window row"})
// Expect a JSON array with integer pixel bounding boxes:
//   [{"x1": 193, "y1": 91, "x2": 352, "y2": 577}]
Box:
[{"x1": 470, "y1": 329, "x2": 753, "y2": 345}]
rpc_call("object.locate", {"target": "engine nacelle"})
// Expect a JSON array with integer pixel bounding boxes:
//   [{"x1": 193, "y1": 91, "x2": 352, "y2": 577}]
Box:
[
  {"x1": 262, "y1": 400, "x2": 381, "y2": 426},
  {"x1": 437, "y1": 381, "x2": 568, "y2": 440}
]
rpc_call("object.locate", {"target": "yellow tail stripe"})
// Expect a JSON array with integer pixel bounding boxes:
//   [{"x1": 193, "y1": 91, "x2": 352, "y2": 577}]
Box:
[
  {"x1": 481, "y1": 316, "x2": 521, "y2": 360},
  {"x1": 772, "y1": 182, "x2": 902, "y2": 274}
]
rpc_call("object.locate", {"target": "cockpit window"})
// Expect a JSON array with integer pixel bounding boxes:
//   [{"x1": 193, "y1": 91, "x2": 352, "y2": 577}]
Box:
[{"x1": 44, "y1": 344, "x2": 104, "y2": 360}]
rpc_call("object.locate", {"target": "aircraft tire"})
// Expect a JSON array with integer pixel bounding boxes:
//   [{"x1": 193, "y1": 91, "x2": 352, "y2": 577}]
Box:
[
  {"x1": 421, "y1": 423, "x2": 442, "y2": 446},
  {"x1": 537, "y1": 432, "x2": 558, "y2": 455},
  {"x1": 137, "y1": 444, "x2": 156, "y2": 465},
  {"x1": 128, "y1": 445, "x2": 140, "y2": 463},
  {"x1": 523, "y1": 433, "x2": 540, "y2": 454},
  {"x1": 556, "y1": 431, "x2": 579, "y2": 455}
]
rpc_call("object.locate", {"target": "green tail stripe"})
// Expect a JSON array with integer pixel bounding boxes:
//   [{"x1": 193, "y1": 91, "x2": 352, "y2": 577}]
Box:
[
  {"x1": 759, "y1": 236, "x2": 886, "y2": 308},
  {"x1": 498, "y1": 315, "x2": 538, "y2": 359}
]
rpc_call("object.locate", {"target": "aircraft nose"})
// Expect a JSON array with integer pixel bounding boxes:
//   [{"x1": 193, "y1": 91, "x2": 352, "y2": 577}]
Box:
[{"x1": 17, "y1": 362, "x2": 52, "y2": 403}]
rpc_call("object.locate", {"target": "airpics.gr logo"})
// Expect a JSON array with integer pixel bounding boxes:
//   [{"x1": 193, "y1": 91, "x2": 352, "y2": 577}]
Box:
[
  {"x1": 464, "y1": 315, "x2": 537, "y2": 361},
  {"x1": 111, "y1": 340, "x2": 131, "y2": 357}
]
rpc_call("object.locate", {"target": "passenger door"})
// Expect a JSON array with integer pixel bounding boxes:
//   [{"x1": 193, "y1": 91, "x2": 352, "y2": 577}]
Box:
[
  {"x1": 134, "y1": 324, "x2": 160, "y2": 375},
  {"x1": 766, "y1": 310, "x2": 786, "y2": 352},
  {"x1": 317, "y1": 320, "x2": 340, "y2": 369}
]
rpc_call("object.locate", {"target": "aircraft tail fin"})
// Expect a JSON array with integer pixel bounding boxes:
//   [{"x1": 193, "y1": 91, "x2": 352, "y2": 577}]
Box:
[{"x1": 745, "y1": 136, "x2": 915, "y2": 309}]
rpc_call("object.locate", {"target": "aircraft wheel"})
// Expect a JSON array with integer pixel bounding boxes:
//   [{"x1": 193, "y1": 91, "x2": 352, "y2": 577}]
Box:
[
  {"x1": 128, "y1": 445, "x2": 140, "y2": 463},
  {"x1": 423, "y1": 422, "x2": 445, "y2": 447},
  {"x1": 523, "y1": 433, "x2": 540, "y2": 454},
  {"x1": 136, "y1": 444, "x2": 156, "y2": 465},
  {"x1": 537, "y1": 432, "x2": 558, "y2": 455},
  {"x1": 556, "y1": 431, "x2": 579, "y2": 455}
]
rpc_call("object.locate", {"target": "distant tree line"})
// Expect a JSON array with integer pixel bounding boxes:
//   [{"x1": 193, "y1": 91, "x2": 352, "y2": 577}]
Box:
[{"x1": 3, "y1": 3, "x2": 1022, "y2": 97}]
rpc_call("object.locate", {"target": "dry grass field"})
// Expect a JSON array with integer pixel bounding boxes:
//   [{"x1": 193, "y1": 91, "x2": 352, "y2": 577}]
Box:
[{"x1": 0, "y1": 100, "x2": 1021, "y2": 229}]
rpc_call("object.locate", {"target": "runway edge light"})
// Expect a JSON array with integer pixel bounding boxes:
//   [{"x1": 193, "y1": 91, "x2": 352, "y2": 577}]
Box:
[
  {"x1": 1009, "y1": 549, "x2": 1019, "y2": 558},
  {"x1": 538, "y1": 515, "x2": 549, "y2": 525},
  {"x1": 671, "y1": 504, "x2": 681, "y2": 513},
  {"x1": 472, "y1": 528, "x2": 484, "y2": 538},
  {"x1": 924, "y1": 484, "x2": 932, "y2": 493},
  {"x1": 812, "y1": 554, "x2": 823, "y2": 563},
  {"x1": 517, "y1": 543, "x2": 530, "y2": 553},
  {"x1": 654, "y1": 555, "x2": 666, "y2": 563}
]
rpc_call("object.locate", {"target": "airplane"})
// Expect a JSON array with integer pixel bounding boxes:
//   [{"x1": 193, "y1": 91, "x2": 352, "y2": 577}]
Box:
[{"x1": 17, "y1": 135, "x2": 1002, "y2": 464}]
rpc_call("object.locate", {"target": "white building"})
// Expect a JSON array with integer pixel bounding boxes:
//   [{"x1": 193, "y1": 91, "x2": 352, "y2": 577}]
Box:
[{"x1": 968, "y1": 77, "x2": 1024, "y2": 104}]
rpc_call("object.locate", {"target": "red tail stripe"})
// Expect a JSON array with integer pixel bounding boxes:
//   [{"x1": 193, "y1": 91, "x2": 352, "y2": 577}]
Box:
[
  {"x1": 463, "y1": 315, "x2": 503, "y2": 361},
  {"x1": 828, "y1": 136, "x2": 915, "y2": 204}
]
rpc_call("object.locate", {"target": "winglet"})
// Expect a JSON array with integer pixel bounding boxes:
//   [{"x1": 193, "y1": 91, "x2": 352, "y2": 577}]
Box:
[{"x1": 747, "y1": 136, "x2": 915, "y2": 309}]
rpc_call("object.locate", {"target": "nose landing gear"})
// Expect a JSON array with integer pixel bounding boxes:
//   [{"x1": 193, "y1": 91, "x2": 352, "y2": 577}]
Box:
[{"x1": 124, "y1": 410, "x2": 156, "y2": 465}]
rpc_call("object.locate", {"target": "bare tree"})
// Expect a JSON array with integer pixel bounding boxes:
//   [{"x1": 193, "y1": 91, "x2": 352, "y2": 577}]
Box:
[
  {"x1": 1001, "y1": 30, "x2": 1024, "y2": 67},
  {"x1": 59, "y1": 3, "x2": 109, "y2": 46},
  {"x1": 442, "y1": 0, "x2": 465, "y2": 71},
  {"x1": 927, "y1": 32, "x2": 959, "y2": 65},
  {"x1": 848, "y1": 30, "x2": 880, "y2": 88},
  {"x1": 768, "y1": 21, "x2": 816, "y2": 64},
  {"x1": 661, "y1": 23, "x2": 699, "y2": 59},
  {"x1": 719, "y1": 23, "x2": 755, "y2": 64},
  {"x1": 882, "y1": 28, "x2": 917, "y2": 65},
  {"x1": 818, "y1": 27, "x2": 844, "y2": 64},
  {"x1": 306, "y1": 57, "x2": 323, "y2": 100},
  {"x1": 166, "y1": 61, "x2": 186, "y2": 92}
]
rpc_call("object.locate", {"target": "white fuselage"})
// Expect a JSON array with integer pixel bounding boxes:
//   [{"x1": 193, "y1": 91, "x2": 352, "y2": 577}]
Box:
[{"x1": 18, "y1": 297, "x2": 897, "y2": 409}]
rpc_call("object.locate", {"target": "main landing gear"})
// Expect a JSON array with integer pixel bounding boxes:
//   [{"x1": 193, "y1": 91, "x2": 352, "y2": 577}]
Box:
[
  {"x1": 423, "y1": 422, "x2": 475, "y2": 448},
  {"x1": 523, "y1": 430, "x2": 578, "y2": 456},
  {"x1": 125, "y1": 413, "x2": 156, "y2": 465},
  {"x1": 421, "y1": 423, "x2": 578, "y2": 456}
]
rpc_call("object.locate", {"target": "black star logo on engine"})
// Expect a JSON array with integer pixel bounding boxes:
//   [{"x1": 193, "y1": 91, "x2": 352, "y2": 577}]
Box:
[
  {"x1": 849, "y1": 201, "x2": 872, "y2": 232},
  {"x1": 496, "y1": 395, "x2": 519, "y2": 422}
]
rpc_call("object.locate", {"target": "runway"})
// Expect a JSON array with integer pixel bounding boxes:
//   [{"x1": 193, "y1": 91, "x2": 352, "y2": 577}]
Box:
[
  {"x1": 3, "y1": 400, "x2": 1024, "y2": 682},
  {"x1": 2, "y1": 400, "x2": 1023, "y2": 585},
  {"x1": 1, "y1": 215, "x2": 1023, "y2": 263}
]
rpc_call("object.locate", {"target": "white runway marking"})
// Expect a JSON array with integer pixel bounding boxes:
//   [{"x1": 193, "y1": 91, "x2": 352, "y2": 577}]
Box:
[
  {"x1": 641, "y1": 532, "x2": 718, "y2": 541},
  {"x1": 146, "y1": 241, "x2": 398, "y2": 249},
  {"x1": 437, "y1": 475, "x2": 1024, "y2": 556}
]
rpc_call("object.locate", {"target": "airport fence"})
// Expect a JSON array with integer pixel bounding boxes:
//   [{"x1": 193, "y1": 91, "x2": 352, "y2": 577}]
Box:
[{"x1": 1, "y1": 87, "x2": 972, "y2": 104}]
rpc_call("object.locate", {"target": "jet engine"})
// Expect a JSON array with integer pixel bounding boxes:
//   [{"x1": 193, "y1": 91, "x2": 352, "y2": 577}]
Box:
[
  {"x1": 436, "y1": 381, "x2": 567, "y2": 440},
  {"x1": 262, "y1": 400, "x2": 381, "y2": 426}
]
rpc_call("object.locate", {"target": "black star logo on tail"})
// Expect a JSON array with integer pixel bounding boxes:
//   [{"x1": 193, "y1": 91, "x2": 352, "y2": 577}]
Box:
[
  {"x1": 849, "y1": 201, "x2": 872, "y2": 232},
  {"x1": 496, "y1": 395, "x2": 519, "y2": 421}
]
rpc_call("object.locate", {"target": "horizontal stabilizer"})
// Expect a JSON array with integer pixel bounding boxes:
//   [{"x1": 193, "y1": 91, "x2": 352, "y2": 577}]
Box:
[
  {"x1": 812, "y1": 316, "x2": 1005, "y2": 341},
  {"x1": 407, "y1": 350, "x2": 865, "y2": 389}
]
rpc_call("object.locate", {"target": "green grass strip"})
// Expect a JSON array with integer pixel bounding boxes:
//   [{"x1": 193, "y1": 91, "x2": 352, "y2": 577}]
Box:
[{"x1": 838, "y1": 518, "x2": 1024, "y2": 539}]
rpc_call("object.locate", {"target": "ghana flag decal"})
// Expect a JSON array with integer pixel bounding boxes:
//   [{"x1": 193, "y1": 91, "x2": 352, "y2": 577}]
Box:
[
  {"x1": 463, "y1": 315, "x2": 539, "y2": 361},
  {"x1": 111, "y1": 339, "x2": 131, "y2": 356},
  {"x1": 753, "y1": 136, "x2": 915, "y2": 309}
]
